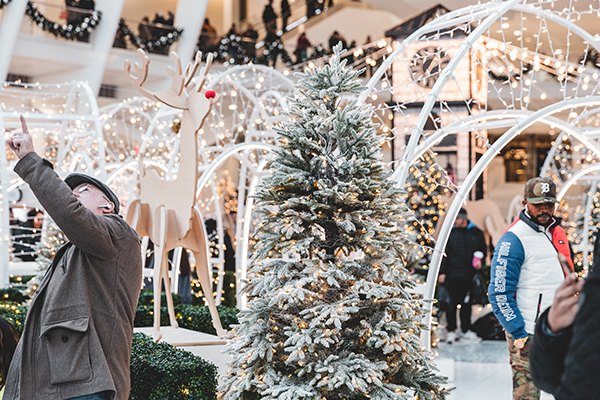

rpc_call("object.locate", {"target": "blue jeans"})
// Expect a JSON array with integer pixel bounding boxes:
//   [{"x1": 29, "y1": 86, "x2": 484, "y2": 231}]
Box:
[{"x1": 66, "y1": 392, "x2": 109, "y2": 400}]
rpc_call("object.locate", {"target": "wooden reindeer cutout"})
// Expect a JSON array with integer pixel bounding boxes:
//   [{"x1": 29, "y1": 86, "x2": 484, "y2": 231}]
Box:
[{"x1": 125, "y1": 49, "x2": 225, "y2": 340}]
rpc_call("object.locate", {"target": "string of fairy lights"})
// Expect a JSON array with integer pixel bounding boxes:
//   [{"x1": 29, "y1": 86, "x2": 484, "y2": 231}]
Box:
[
  {"x1": 4, "y1": 0, "x2": 600, "y2": 310},
  {"x1": 0, "y1": 66, "x2": 296, "y2": 305},
  {"x1": 363, "y1": 0, "x2": 600, "y2": 290}
]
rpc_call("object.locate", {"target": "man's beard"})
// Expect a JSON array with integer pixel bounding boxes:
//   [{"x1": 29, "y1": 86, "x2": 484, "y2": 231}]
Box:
[{"x1": 531, "y1": 212, "x2": 552, "y2": 226}]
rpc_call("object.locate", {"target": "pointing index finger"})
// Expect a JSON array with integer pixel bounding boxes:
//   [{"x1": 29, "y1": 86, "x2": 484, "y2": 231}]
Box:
[{"x1": 20, "y1": 115, "x2": 29, "y2": 134}]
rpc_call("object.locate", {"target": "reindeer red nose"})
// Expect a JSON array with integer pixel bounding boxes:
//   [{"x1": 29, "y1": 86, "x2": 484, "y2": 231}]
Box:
[{"x1": 205, "y1": 90, "x2": 216, "y2": 99}]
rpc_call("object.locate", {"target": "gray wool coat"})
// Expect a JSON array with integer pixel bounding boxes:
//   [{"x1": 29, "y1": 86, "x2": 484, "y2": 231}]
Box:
[{"x1": 4, "y1": 153, "x2": 142, "y2": 400}]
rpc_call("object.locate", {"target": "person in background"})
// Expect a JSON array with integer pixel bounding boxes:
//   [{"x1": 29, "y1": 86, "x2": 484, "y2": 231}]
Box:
[
  {"x1": 199, "y1": 18, "x2": 218, "y2": 52},
  {"x1": 226, "y1": 23, "x2": 240, "y2": 37},
  {"x1": 489, "y1": 177, "x2": 573, "y2": 400},
  {"x1": 4, "y1": 116, "x2": 142, "y2": 400},
  {"x1": 164, "y1": 11, "x2": 174, "y2": 27},
  {"x1": 65, "y1": 0, "x2": 95, "y2": 42},
  {"x1": 241, "y1": 23, "x2": 259, "y2": 59},
  {"x1": 328, "y1": 30, "x2": 347, "y2": 53},
  {"x1": 262, "y1": 0, "x2": 278, "y2": 33},
  {"x1": 439, "y1": 207, "x2": 486, "y2": 343},
  {"x1": 280, "y1": 0, "x2": 290, "y2": 32},
  {"x1": 306, "y1": 0, "x2": 316, "y2": 19},
  {"x1": 263, "y1": 27, "x2": 281, "y2": 66},
  {"x1": 138, "y1": 16, "x2": 153, "y2": 41},
  {"x1": 0, "y1": 317, "x2": 19, "y2": 399},
  {"x1": 152, "y1": 11, "x2": 170, "y2": 55},
  {"x1": 294, "y1": 32, "x2": 311, "y2": 64}
]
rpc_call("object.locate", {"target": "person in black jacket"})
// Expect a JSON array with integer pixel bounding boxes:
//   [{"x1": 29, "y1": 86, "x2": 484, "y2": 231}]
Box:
[
  {"x1": 262, "y1": 0, "x2": 278, "y2": 34},
  {"x1": 439, "y1": 207, "x2": 487, "y2": 343},
  {"x1": 529, "y1": 231, "x2": 599, "y2": 399}
]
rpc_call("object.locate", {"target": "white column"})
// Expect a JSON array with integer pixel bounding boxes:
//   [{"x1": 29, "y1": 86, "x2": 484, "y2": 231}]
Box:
[
  {"x1": 0, "y1": 0, "x2": 29, "y2": 82},
  {"x1": 0, "y1": 114, "x2": 9, "y2": 289},
  {"x1": 173, "y1": 0, "x2": 209, "y2": 67},
  {"x1": 42, "y1": 0, "x2": 125, "y2": 94},
  {"x1": 80, "y1": 0, "x2": 126, "y2": 94},
  {"x1": 223, "y1": 0, "x2": 233, "y2": 33}
]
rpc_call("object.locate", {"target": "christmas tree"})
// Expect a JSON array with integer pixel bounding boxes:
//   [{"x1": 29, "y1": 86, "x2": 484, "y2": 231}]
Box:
[
  {"x1": 219, "y1": 45, "x2": 448, "y2": 400},
  {"x1": 403, "y1": 151, "x2": 453, "y2": 276}
]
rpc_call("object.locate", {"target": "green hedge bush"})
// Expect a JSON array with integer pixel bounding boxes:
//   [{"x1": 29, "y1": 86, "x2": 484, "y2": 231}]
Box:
[
  {"x1": 134, "y1": 304, "x2": 239, "y2": 336},
  {"x1": 129, "y1": 332, "x2": 217, "y2": 400},
  {"x1": 0, "y1": 302, "x2": 223, "y2": 399},
  {"x1": 190, "y1": 271, "x2": 237, "y2": 308},
  {"x1": 138, "y1": 289, "x2": 183, "y2": 307}
]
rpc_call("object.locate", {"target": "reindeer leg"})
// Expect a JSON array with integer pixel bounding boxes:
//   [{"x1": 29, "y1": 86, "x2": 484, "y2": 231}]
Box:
[
  {"x1": 158, "y1": 208, "x2": 179, "y2": 330},
  {"x1": 190, "y1": 209, "x2": 226, "y2": 337},
  {"x1": 152, "y1": 207, "x2": 171, "y2": 340},
  {"x1": 162, "y1": 253, "x2": 179, "y2": 329},
  {"x1": 152, "y1": 243, "x2": 165, "y2": 341}
]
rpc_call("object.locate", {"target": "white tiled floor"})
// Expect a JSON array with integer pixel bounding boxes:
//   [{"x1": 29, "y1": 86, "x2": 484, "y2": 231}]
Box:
[
  {"x1": 446, "y1": 360, "x2": 512, "y2": 399},
  {"x1": 434, "y1": 341, "x2": 554, "y2": 400},
  {"x1": 159, "y1": 326, "x2": 555, "y2": 399}
]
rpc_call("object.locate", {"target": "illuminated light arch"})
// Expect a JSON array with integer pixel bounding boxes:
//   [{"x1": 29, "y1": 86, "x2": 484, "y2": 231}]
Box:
[
  {"x1": 195, "y1": 142, "x2": 277, "y2": 304},
  {"x1": 557, "y1": 164, "x2": 600, "y2": 202},
  {"x1": 422, "y1": 96, "x2": 600, "y2": 349},
  {"x1": 556, "y1": 165, "x2": 600, "y2": 272}
]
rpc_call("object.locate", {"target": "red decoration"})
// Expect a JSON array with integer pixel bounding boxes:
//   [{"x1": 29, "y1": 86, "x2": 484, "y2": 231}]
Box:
[{"x1": 204, "y1": 90, "x2": 216, "y2": 99}]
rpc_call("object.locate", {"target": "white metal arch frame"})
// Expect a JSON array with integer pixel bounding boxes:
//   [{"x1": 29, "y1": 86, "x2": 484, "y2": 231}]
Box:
[
  {"x1": 422, "y1": 96, "x2": 600, "y2": 349},
  {"x1": 195, "y1": 142, "x2": 276, "y2": 307},
  {"x1": 362, "y1": 0, "x2": 600, "y2": 191},
  {"x1": 556, "y1": 165, "x2": 600, "y2": 271},
  {"x1": 557, "y1": 164, "x2": 600, "y2": 201},
  {"x1": 360, "y1": 0, "x2": 526, "y2": 189}
]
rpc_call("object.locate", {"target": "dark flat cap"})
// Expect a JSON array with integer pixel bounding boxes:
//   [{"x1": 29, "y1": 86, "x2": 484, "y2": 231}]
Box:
[{"x1": 65, "y1": 173, "x2": 120, "y2": 214}]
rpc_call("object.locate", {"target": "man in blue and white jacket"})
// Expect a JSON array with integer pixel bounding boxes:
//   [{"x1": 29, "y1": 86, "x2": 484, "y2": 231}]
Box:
[{"x1": 489, "y1": 177, "x2": 573, "y2": 400}]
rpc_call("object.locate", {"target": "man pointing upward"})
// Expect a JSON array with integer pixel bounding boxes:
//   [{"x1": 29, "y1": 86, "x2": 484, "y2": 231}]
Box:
[{"x1": 4, "y1": 116, "x2": 142, "y2": 400}]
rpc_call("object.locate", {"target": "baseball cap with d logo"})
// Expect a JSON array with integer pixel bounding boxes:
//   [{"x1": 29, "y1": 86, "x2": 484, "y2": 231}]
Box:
[{"x1": 524, "y1": 177, "x2": 557, "y2": 204}]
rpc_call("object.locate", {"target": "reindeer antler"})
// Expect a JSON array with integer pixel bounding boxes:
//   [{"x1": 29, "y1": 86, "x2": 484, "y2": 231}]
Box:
[
  {"x1": 124, "y1": 49, "x2": 154, "y2": 99},
  {"x1": 195, "y1": 53, "x2": 214, "y2": 93},
  {"x1": 126, "y1": 49, "x2": 214, "y2": 110},
  {"x1": 184, "y1": 52, "x2": 203, "y2": 88},
  {"x1": 166, "y1": 52, "x2": 185, "y2": 96}
]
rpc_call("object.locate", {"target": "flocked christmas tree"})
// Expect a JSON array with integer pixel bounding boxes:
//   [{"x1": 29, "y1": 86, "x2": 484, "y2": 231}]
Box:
[
  {"x1": 403, "y1": 151, "x2": 453, "y2": 276},
  {"x1": 219, "y1": 45, "x2": 448, "y2": 400}
]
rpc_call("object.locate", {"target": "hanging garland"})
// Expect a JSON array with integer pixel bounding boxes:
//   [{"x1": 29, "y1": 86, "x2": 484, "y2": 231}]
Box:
[
  {"x1": 216, "y1": 33, "x2": 251, "y2": 65},
  {"x1": 0, "y1": 0, "x2": 12, "y2": 9},
  {"x1": 25, "y1": 1, "x2": 101, "y2": 40},
  {"x1": 118, "y1": 19, "x2": 183, "y2": 51},
  {"x1": 256, "y1": 39, "x2": 293, "y2": 66}
]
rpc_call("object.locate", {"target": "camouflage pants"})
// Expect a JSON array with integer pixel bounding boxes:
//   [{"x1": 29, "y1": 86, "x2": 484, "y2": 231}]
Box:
[{"x1": 506, "y1": 334, "x2": 540, "y2": 400}]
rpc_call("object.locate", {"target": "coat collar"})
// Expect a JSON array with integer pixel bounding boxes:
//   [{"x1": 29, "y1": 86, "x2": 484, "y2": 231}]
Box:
[{"x1": 519, "y1": 209, "x2": 561, "y2": 232}]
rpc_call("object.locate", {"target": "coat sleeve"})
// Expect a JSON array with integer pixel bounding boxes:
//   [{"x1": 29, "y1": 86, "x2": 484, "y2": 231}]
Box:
[
  {"x1": 14, "y1": 153, "x2": 125, "y2": 260},
  {"x1": 488, "y1": 231, "x2": 528, "y2": 338},
  {"x1": 531, "y1": 263, "x2": 600, "y2": 399},
  {"x1": 530, "y1": 309, "x2": 572, "y2": 395}
]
